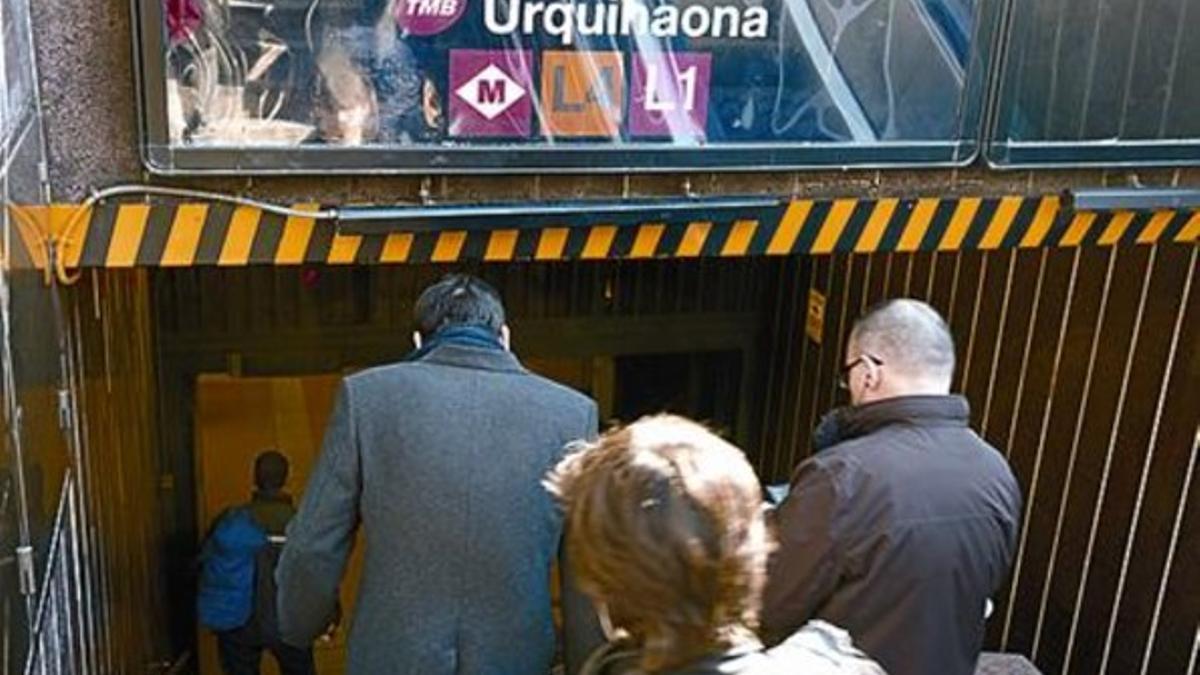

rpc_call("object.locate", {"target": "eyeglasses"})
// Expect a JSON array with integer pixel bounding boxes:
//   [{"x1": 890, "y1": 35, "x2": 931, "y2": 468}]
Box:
[{"x1": 838, "y1": 354, "x2": 883, "y2": 390}]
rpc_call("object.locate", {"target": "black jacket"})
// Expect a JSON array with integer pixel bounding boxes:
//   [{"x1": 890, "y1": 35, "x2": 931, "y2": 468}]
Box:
[{"x1": 762, "y1": 395, "x2": 1021, "y2": 675}]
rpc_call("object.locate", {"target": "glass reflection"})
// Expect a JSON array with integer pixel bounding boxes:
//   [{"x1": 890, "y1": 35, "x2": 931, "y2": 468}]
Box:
[{"x1": 159, "y1": 0, "x2": 981, "y2": 150}]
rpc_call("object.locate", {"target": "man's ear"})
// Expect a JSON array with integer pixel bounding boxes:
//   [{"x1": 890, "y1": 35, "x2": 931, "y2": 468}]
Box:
[
  {"x1": 500, "y1": 325, "x2": 512, "y2": 352},
  {"x1": 863, "y1": 360, "x2": 882, "y2": 392},
  {"x1": 412, "y1": 331, "x2": 423, "y2": 350}
]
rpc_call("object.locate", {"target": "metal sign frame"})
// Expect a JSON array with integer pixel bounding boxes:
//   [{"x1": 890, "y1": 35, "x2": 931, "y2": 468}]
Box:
[
  {"x1": 131, "y1": 0, "x2": 1003, "y2": 174},
  {"x1": 982, "y1": 0, "x2": 1200, "y2": 169}
]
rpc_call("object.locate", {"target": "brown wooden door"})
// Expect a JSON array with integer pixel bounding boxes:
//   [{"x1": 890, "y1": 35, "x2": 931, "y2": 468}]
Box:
[
  {"x1": 194, "y1": 375, "x2": 362, "y2": 675},
  {"x1": 191, "y1": 357, "x2": 605, "y2": 674}
]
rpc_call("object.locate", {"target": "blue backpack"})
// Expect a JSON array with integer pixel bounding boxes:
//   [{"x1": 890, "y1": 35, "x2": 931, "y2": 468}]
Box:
[{"x1": 197, "y1": 508, "x2": 268, "y2": 631}]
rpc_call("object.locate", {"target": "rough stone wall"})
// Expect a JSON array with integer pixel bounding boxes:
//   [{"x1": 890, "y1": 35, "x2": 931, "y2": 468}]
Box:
[{"x1": 31, "y1": 0, "x2": 1200, "y2": 203}]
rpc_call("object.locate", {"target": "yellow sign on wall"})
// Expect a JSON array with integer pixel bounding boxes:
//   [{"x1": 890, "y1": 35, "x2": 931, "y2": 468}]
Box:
[{"x1": 806, "y1": 289, "x2": 826, "y2": 344}]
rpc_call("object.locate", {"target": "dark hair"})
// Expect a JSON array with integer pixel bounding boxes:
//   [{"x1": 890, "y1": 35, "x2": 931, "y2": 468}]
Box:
[
  {"x1": 254, "y1": 450, "x2": 289, "y2": 493},
  {"x1": 413, "y1": 274, "x2": 506, "y2": 338}
]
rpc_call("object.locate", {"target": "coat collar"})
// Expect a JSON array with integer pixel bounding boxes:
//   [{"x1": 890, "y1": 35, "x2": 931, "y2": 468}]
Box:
[
  {"x1": 815, "y1": 395, "x2": 971, "y2": 451},
  {"x1": 416, "y1": 343, "x2": 528, "y2": 374},
  {"x1": 251, "y1": 490, "x2": 294, "y2": 506}
]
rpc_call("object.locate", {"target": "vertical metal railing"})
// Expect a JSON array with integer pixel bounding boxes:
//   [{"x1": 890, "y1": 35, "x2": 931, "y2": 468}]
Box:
[
  {"x1": 3, "y1": 0, "x2": 171, "y2": 669},
  {"x1": 3, "y1": 0, "x2": 66, "y2": 665},
  {"x1": 22, "y1": 472, "x2": 84, "y2": 675}
]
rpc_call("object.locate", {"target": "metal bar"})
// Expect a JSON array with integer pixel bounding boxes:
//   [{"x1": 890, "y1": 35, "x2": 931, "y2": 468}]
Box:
[
  {"x1": 143, "y1": 141, "x2": 975, "y2": 175},
  {"x1": 1002, "y1": 246, "x2": 1078, "y2": 648},
  {"x1": 1031, "y1": 245, "x2": 1118, "y2": 661},
  {"x1": 23, "y1": 472, "x2": 74, "y2": 675},
  {"x1": 772, "y1": 259, "x2": 808, "y2": 480},
  {"x1": 3, "y1": 595, "x2": 11, "y2": 675},
  {"x1": 1062, "y1": 244, "x2": 1155, "y2": 675},
  {"x1": 979, "y1": 249, "x2": 1017, "y2": 440},
  {"x1": 1138, "y1": 248, "x2": 1200, "y2": 675},
  {"x1": 1069, "y1": 188, "x2": 1200, "y2": 212},
  {"x1": 796, "y1": 259, "x2": 836, "y2": 468},
  {"x1": 987, "y1": 140, "x2": 1200, "y2": 169},
  {"x1": 1105, "y1": 245, "x2": 1194, "y2": 673},
  {"x1": 336, "y1": 196, "x2": 785, "y2": 234},
  {"x1": 755, "y1": 262, "x2": 784, "y2": 477}
]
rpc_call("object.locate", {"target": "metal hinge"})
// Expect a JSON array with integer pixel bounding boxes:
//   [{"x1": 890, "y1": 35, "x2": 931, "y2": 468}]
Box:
[
  {"x1": 57, "y1": 388, "x2": 73, "y2": 432},
  {"x1": 16, "y1": 545, "x2": 35, "y2": 596}
]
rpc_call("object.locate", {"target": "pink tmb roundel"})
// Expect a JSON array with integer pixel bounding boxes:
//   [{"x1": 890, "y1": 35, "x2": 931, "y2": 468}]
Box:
[{"x1": 394, "y1": 0, "x2": 468, "y2": 36}]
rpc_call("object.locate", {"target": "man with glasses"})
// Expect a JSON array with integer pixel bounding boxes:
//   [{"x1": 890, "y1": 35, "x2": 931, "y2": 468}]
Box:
[{"x1": 761, "y1": 299, "x2": 1022, "y2": 675}]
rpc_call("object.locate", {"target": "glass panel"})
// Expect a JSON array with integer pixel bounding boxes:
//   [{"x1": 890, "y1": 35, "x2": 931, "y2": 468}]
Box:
[
  {"x1": 0, "y1": 0, "x2": 32, "y2": 148},
  {"x1": 139, "y1": 0, "x2": 995, "y2": 171},
  {"x1": 988, "y1": 0, "x2": 1200, "y2": 166}
]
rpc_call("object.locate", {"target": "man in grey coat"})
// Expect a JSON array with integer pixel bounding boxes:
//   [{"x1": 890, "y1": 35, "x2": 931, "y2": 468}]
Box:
[
  {"x1": 762, "y1": 299, "x2": 1022, "y2": 675},
  {"x1": 276, "y1": 274, "x2": 602, "y2": 674}
]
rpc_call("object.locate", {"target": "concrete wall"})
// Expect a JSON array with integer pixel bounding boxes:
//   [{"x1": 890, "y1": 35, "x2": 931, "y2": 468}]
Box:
[{"x1": 32, "y1": 1, "x2": 1200, "y2": 204}]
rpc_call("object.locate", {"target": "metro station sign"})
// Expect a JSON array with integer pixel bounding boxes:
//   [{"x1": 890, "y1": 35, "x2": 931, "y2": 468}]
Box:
[
  {"x1": 450, "y1": 50, "x2": 534, "y2": 136},
  {"x1": 137, "y1": 0, "x2": 991, "y2": 172}
]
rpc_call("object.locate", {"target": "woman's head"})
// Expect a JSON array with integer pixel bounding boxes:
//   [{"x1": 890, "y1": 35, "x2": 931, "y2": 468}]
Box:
[{"x1": 547, "y1": 415, "x2": 772, "y2": 671}]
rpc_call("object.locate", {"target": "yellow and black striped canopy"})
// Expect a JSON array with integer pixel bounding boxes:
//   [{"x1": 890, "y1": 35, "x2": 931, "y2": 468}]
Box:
[{"x1": 29, "y1": 195, "x2": 1200, "y2": 268}]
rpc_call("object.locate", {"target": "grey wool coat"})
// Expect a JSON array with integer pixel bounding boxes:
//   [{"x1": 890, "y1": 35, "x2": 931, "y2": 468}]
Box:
[{"x1": 276, "y1": 343, "x2": 603, "y2": 675}]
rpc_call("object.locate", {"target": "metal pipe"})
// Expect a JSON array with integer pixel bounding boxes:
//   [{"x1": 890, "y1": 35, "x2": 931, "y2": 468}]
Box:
[
  {"x1": 1068, "y1": 187, "x2": 1200, "y2": 211},
  {"x1": 336, "y1": 195, "x2": 786, "y2": 234},
  {"x1": 23, "y1": 471, "x2": 74, "y2": 673},
  {"x1": 0, "y1": 280, "x2": 36, "y2": 620}
]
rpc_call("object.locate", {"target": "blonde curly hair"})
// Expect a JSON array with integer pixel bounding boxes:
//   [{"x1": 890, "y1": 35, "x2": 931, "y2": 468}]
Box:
[{"x1": 546, "y1": 415, "x2": 773, "y2": 672}]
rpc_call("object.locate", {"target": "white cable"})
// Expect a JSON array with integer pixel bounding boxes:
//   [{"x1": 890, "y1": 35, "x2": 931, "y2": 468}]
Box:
[
  {"x1": 52, "y1": 184, "x2": 338, "y2": 285},
  {"x1": 81, "y1": 184, "x2": 338, "y2": 220},
  {"x1": 306, "y1": 0, "x2": 322, "y2": 54}
]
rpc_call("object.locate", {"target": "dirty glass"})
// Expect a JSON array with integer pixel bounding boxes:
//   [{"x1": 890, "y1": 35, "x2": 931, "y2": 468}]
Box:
[
  {"x1": 138, "y1": 0, "x2": 996, "y2": 171},
  {"x1": 988, "y1": 0, "x2": 1200, "y2": 166},
  {"x1": 0, "y1": 0, "x2": 32, "y2": 151}
]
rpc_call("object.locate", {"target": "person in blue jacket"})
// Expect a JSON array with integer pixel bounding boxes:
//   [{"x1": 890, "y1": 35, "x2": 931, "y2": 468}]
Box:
[{"x1": 199, "y1": 451, "x2": 315, "y2": 675}]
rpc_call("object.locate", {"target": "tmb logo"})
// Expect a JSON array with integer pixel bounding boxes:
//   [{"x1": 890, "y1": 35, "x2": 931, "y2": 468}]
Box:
[
  {"x1": 407, "y1": 0, "x2": 460, "y2": 16},
  {"x1": 395, "y1": 0, "x2": 468, "y2": 35},
  {"x1": 449, "y1": 50, "x2": 534, "y2": 137}
]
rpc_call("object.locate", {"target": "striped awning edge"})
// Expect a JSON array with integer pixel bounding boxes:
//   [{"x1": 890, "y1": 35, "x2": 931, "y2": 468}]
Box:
[{"x1": 32, "y1": 196, "x2": 1200, "y2": 268}]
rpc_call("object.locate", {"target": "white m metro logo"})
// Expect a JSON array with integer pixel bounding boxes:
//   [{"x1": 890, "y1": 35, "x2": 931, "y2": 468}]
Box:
[{"x1": 454, "y1": 64, "x2": 527, "y2": 120}]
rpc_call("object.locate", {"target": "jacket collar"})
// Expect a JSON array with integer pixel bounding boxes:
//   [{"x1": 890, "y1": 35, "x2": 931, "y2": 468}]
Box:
[
  {"x1": 815, "y1": 395, "x2": 970, "y2": 451},
  {"x1": 251, "y1": 490, "x2": 294, "y2": 506},
  {"x1": 416, "y1": 343, "x2": 527, "y2": 374}
]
